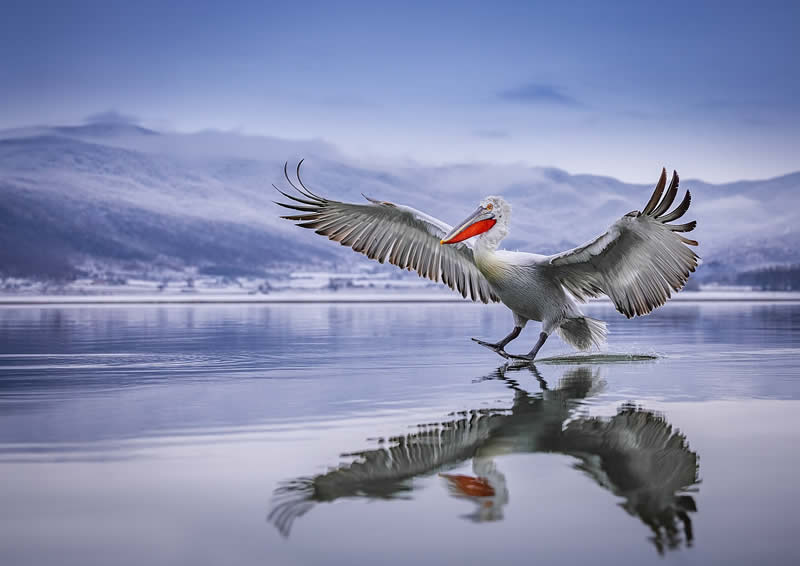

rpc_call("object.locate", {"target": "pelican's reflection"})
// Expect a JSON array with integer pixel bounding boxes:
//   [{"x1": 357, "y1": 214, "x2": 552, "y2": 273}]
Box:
[{"x1": 269, "y1": 364, "x2": 699, "y2": 553}]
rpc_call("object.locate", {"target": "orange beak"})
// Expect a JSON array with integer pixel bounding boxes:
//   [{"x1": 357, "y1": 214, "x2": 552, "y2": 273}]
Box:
[{"x1": 440, "y1": 206, "x2": 496, "y2": 245}]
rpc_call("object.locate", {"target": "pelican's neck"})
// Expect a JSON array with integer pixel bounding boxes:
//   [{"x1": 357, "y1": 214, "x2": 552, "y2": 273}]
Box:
[
  {"x1": 474, "y1": 222, "x2": 507, "y2": 255},
  {"x1": 472, "y1": 227, "x2": 507, "y2": 281},
  {"x1": 474, "y1": 237, "x2": 497, "y2": 259},
  {"x1": 473, "y1": 198, "x2": 510, "y2": 268}
]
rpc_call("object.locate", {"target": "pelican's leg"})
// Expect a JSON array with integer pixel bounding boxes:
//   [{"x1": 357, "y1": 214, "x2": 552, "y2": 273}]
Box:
[
  {"x1": 508, "y1": 332, "x2": 548, "y2": 362},
  {"x1": 471, "y1": 326, "x2": 522, "y2": 359}
]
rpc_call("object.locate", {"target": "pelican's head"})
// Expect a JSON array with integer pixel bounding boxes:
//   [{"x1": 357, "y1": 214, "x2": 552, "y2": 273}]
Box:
[{"x1": 440, "y1": 196, "x2": 510, "y2": 248}]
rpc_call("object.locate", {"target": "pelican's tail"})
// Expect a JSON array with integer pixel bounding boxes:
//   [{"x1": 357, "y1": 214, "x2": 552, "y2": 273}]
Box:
[{"x1": 558, "y1": 316, "x2": 607, "y2": 351}]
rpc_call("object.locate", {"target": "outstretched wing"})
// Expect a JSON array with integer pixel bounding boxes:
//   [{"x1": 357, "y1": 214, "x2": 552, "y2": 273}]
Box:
[
  {"x1": 275, "y1": 161, "x2": 499, "y2": 303},
  {"x1": 561, "y1": 405, "x2": 699, "y2": 553},
  {"x1": 545, "y1": 169, "x2": 698, "y2": 318}
]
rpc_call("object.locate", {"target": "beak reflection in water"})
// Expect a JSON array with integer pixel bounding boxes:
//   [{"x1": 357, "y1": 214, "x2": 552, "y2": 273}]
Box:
[{"x1": 269, "y1": 364, "x2": 700, "y2": 554}]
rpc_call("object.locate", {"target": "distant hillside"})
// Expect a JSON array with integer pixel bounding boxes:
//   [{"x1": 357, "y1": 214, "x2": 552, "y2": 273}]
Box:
[
  {"x1": 0, "y1": 132, "x2": 337, "y2": 278},
  {"x1": 1, "y1": 121, "x2": 798, "y2": 281},
  {"x1": 737, "y1": 265, "x2": 800, "y2": 291}
]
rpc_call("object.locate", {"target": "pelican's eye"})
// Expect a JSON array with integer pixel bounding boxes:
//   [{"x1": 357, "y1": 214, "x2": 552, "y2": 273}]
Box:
[{"x1": 486, "y1": 203, "x2": 493, "y2": 210}]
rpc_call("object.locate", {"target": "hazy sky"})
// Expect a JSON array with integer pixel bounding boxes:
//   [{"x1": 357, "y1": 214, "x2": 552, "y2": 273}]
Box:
[{"x1": 1, "y1": 0, "x2": 798, "y2": 182}]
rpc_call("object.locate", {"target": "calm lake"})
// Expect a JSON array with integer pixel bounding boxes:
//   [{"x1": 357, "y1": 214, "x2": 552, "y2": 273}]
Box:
[{"x1": 1, "y1": 300, "x2": 799, "y2": 565}]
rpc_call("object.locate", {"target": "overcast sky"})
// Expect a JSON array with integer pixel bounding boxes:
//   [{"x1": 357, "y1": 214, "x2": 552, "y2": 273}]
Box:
[{"x1": 1, "y1": 0, "x2": 798, "y2": 182}]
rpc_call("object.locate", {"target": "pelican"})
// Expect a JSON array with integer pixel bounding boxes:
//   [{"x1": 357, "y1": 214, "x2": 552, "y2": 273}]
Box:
[{"x1": 276, "y1": 163, "x2": 698, "y2": 360}]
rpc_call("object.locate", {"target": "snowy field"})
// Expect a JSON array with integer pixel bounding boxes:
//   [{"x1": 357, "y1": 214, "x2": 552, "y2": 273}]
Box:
[{"x1": 2, "y1": 271, "x2": 799, "y2": 305}]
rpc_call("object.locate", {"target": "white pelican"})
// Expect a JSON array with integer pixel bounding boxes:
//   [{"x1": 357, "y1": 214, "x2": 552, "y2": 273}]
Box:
[{"x1": 276, "y1": 162, "x2": 698, "y2": 360}]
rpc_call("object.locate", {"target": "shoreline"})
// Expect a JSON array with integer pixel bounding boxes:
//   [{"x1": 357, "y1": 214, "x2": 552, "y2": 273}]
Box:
[{"x1": 1, "y1": 291, "x2": 799, "y2": 306}]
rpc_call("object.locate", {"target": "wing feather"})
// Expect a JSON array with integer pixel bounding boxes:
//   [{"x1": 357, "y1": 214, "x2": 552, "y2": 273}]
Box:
[
  {"x1": 276, "y1": 162, "x2": 499, "y2": 303},
  {"x1": 650, "y1": 170, "x2": 679, "y2": 218},
  {"x1": 658, "y1": 191, "x2": 691, "y2": 223},
  {"x1": 641, "y1": 167, "x2": 667, "y2": 215},
  {"x1": 546, "y1": 169, "x2": 699, "y2": 318},
  {"x1": 669, "y1": 221, "x2": 697, "y2": 232}
]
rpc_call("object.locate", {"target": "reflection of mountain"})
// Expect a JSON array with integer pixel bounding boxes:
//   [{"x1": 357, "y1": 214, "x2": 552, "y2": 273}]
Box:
[
  {"x1": 1, "y1": 121, "x2": 799, "y2": 278},
  {"x1": 269, "y1": 365, "x2": 699, "y2": 553}
]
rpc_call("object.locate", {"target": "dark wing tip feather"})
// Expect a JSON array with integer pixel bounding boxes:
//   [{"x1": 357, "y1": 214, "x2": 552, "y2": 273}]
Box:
[
  {"x1": 658, "y1": 190, "x2": 691, "y2": 223},
  {"x1": 651, "y1": 170, "x2": 680, "y2": 218},
  {"x1": 274, "y1": 161, "x2": 330, "y2": 228},
  {"x1": 669, "y1": 220, "x2": 696, "y2": 233},
  {"x1": 641, "y1": 167, "x2": 668, "y2": 216},
  {"x1": 275, "y1": 201, "x2": 320, "y2": 213},
  {"x1": 295, "y1": 159, "x2": 326, "y2": 201},
  {"x1": 282, "y1": 160, "x2": 325, "y2": 203},
  {"x1": 642, "y1": 169, "x2": 699, "y2": 245},
  {"x1": 273, "y1": 184, "x2": 321, "y2": 206},
  {"x1": 280, "y1": 213, "x2": 319, "y2": 221}
]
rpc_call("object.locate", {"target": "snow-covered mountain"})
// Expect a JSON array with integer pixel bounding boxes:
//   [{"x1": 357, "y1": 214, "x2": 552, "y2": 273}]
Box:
[{"x1": 1, "y1": 121, "x2": 798, "y2": 281}]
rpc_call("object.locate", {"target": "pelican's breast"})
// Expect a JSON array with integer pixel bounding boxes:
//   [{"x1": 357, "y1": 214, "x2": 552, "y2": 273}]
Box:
[
  {"x1": 474, "y1": 252, "x2": 533, "y2": 308},
  {"x1": 475, "y1": 249, "x2": 566, "y2": 323},
  {"x1": 475, "y1": 251, "x2": 513, "y2": 284}
]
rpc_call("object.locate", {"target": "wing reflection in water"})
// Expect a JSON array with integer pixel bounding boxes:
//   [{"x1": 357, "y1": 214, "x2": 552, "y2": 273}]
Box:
[{"x1": 269, "y1": 364, "x2": 699, "y2": 553}]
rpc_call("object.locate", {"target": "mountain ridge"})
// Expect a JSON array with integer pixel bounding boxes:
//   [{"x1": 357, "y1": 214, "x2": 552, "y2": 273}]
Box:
[{"x1": 1, "y1": 122, "x2": 798, "y2": 282}]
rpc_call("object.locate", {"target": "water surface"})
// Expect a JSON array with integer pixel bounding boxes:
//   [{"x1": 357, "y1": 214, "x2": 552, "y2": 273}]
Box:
[{"x1": 1, "y1": 301, "x2": 799, "y2": 565}]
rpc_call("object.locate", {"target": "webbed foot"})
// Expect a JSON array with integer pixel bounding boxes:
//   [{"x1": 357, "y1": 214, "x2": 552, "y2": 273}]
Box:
[{"x1": 471, "y1": 338, "x2": 511, "y2": 359}]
